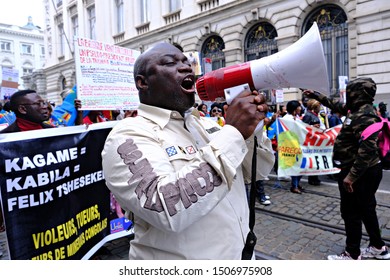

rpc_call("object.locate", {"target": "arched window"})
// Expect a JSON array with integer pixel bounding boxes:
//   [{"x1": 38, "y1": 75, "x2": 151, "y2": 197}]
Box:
[
  {"x1": 1, "y1": 58, "x2": 13, "y2": 68},
  {"x1": 22, "y1": 62, "x2": 33, "y2": 76},
  {"x1": 201, "y1": 35, "x2": 225, "y2": 72},
  {"x1": 244, "y1": 22, "x2": 278, "y2": 102},
  {"x1": 245, "y1": 22, "x2": 278, "y2": 61},
  {"x1": 61, "y1": 77, "x2": 67, "y2": 91},
  {"x1": 303, "y1": 5, "x2": 348, "y2": 95}
]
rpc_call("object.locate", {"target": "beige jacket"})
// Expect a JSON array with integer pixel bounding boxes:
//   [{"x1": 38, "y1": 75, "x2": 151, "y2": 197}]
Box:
[{"x1": 102, "y1": 104, "x2": 267, "y2": 259}]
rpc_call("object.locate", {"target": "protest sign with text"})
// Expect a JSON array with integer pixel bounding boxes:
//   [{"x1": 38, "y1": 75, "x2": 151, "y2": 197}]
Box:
[
  {"x1": 276, "y1": 118, "x2": 341, "y2": 177},
  {"x1": 74, "y1": 37, "x2": 140, "y2": 110},
  {"x1": 0, "y1": 122, "x2": 132, "y2": 260}
]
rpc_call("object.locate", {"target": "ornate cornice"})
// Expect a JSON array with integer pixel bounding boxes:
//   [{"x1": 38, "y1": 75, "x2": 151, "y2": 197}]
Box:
[{"x1": 0, "y1": 28, "x2": 44, "y2": 39}]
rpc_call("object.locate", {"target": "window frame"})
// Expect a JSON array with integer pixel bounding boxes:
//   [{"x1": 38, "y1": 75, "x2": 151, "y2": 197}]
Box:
[
  {"x1": 21, "y1": 43, "x2": 33, "y2": 55},
  {"x1": 303, "y1": 4, "x2": 348, "y2": 95},
  {"x1": 115, "y1": 0, "x2": 125, "y2": 33},
  {"x1": 140, "y1": 0, "x2": 150, "y2": 24},
  {"x1": 87, "y1": 5, "x2": 96, "y2": 40},
  {"x1": 1, "y1": 41, "x2": 12, "y2": 52}
]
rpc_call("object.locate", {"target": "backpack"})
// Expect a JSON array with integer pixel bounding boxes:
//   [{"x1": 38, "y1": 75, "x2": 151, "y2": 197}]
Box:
[{"x1": 361, "y1": 119, "x2": 390, "y2": 169}]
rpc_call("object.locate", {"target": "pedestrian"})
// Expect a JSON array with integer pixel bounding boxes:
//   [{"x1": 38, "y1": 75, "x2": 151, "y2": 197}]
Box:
[
  {"x1": 304, "y1": 78, "x2": 390, "y2": 260},
  {"x1": 101, "y1": 42, "x2": 268, "y2": 259},
  {"x1": 302, "y1": 99, "x2": 322, "y2": 186},
  {"x1": 327, "y1": 108, "x2": 343, "y2": 128},
  {"x1": 209, "y1": 102, "x2": 226, "y2": 126},
  {"x1": 243, "y1": 130, "x2": 275, "y2": 206},
  {"x1": 0, "y1": 89, "x2": 54, "y2": 257},
  {"x1": 197, "y1": 103, "x2": 209, "y2": 117},
  {"x1": 284, "y1": 100, "x2": 304, "y2": 194},
  {"x1": 378, "y1": 102, "x2": 389, "y2": 120}
]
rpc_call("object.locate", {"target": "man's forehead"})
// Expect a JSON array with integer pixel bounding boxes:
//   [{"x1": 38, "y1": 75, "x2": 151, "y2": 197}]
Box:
[{"x1": 22, "y1": 93, "x2": 40, "y2": 101}]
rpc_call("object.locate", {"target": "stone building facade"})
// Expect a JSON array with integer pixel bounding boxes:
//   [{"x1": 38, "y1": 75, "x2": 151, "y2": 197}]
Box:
[
  {"x1": 0, "y1": 17, "x2": 45, "y2": 98},
  {"x1": 42, "y1": 0, "x2": 390, "y2": 105}
]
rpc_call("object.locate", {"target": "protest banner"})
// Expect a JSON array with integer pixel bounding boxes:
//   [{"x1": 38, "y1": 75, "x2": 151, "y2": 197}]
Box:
[
  {"x1": 74, "y1": 37, "x2": 140, "y2": 110},
  {"x1": 276, "y1": 118, "x2": 341, "y2": 177},
  {"x1": 0, "y1": 122, "x2": 132, "y2": 260}
]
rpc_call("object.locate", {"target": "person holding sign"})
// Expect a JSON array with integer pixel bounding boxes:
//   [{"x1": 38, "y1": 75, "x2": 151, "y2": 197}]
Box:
[
  {"x1": 102, "y1": 42, "x2": 269, "y2": 260},
  {"x1": 283, "y1": 100, "x2": 304, "y2": 194}
]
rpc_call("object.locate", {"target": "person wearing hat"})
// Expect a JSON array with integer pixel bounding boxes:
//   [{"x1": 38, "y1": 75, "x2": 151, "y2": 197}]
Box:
[
  {"x1": 304, "y1": 77, "x2": 390, "y2": 260},
  {"x1": 378, "y1": 101, "x2": 389, "y2": 120}
]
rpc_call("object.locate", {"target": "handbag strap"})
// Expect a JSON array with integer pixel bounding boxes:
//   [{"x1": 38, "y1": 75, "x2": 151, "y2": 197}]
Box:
[
  {"x1": 249, "y1": 135, "x2": 258, "y2": 230},
  {"x1": 241, "y1": 136, "x2": 258, "y2": 259}
]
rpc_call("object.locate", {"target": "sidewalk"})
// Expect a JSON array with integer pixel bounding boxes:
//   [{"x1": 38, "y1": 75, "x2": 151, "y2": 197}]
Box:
[{"x1": 94, "y1": 175, "x2": 390, "y2": 260}]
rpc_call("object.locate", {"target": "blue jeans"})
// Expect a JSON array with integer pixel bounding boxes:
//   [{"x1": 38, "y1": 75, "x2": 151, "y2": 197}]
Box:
[{"x1": 291, "y1": 176, "x2": 302, "y2": 189}]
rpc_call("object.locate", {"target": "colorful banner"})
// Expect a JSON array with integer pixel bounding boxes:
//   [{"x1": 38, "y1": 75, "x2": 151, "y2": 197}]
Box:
[
  {"x1": 0, "y1": 122, "x2": 132, "y2": 260},
  {"x1": 276, "y1": 118, "x2": 341, "y2": 177}
]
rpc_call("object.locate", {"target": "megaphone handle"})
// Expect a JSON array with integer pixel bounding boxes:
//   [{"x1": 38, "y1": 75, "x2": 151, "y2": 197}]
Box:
[
  {"x1": 224, "y1": 84, "x2": 250, "y2": 104},
  {"x1": 254, "y1": 120, "x2": 264, "y2": 135}
]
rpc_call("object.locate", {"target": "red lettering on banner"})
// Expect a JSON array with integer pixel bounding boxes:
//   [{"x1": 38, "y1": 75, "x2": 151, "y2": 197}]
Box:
[{"x1": 303, "y1": 127, "x2": 339, "y2": 147}]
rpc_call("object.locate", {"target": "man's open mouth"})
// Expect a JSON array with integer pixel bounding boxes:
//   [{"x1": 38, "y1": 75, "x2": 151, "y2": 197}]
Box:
[{"x1": 181, "y1": 75, "x2": 195, "y2": 93}]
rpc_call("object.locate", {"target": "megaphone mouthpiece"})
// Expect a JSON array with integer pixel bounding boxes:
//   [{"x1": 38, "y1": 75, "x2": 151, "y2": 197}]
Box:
[{"x1": 196, "y1": 63, "x2": 255, "y2": 101}]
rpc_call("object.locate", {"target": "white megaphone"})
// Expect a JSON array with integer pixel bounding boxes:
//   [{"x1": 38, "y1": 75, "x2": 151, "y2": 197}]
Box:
[{"x1": 196, "y1": 22, "x2": 329, "y2": 104}]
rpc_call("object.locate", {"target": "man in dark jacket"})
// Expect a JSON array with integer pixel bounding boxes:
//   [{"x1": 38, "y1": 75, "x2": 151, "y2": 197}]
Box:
[
  {"x1": 0, "y1": 89, "x2": 54, "y2": 255},
  {"x1": 305, "y1": 77, "x2": 390, "y2": 260},
  {"x1": 0, "y1": 89, "x2": 53, "y2": 133}
]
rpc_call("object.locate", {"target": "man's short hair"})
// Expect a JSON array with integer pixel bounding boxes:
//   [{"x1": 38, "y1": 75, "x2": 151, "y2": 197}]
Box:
[
  {"x1": 379, "y1": 101, "x2": 387, "y2": 111},
  {"x1": 286, "y1": 100, "x2": 301, "y2": 115},
  {"x1": 9, "y1": 89, "x2": 36, "y2": 112}
]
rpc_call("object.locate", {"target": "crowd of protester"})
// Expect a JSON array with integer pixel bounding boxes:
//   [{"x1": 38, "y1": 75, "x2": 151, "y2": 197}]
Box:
[{"x1": 1, "y1": 79, "x2": 389, "y2": 260}]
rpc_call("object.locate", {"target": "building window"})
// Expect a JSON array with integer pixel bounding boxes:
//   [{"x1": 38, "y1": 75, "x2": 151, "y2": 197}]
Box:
[
  {"x1": 169, "y1": 0, "x2": 181, "y2": 12},
  {"x1": 23, "y1": 68, "x2": 33, "y2": 75},
  {"x1": 40, "y1": 45, "x2": 45, "y2": 56},
  {"x1": 201, "y1": 35, "x2": 225, "y2": 72},
  {"x1": 88, "y1": 5, "x2": 96, "y2": 40},
  {"x1": 140, "y1": 0, "x2": 150, "y2": 24},
  {"x1": 1, "y1": 60, "x2": 13, "y2": 69},
  {"x1": 56, "y1": 0, "x2": 63, "y2": 7},
  {"x1": 21, "y1": 43, "x2": 33, "y2": 54},
  {"x1": 23, "y1": 62, "x2": 33, "y2": 75},
  {"x1": 61, "y1": 77, "x2": 67, "y2": 91},
  {"x1": 1, "y1": 41, "x2": 12, "y2": 52},
  {"x1": 244, "y1": 22, "x2": 278, "y2": 62},
  {"x1": 244, "y1": 22, "x2": 278, "y2": 102},
  {"x1": 71, "y1": 15, "x2": 79, "y2": 39},
  {"x1": 303, "y1": 4, "x2": 348, "y2": 95},
  {"x1": 115, "y1": 0, "x2": 124, "y2": 33},
  {"x1": 58, "y1": 24, "x2": 65, "y2": 56}
]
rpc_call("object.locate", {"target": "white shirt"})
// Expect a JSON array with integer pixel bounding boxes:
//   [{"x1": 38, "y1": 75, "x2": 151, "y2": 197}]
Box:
[{"x1": 102, "y1": 103, "x2": 252, "y2": 259}]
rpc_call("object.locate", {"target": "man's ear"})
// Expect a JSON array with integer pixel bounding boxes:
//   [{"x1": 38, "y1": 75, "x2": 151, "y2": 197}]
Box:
[
  {"x1": 135, "y1": 75, "x2": 148, "y2": 91},
  {"x1": 18, "y1": 105, "x2": 28, "y2": 115}
]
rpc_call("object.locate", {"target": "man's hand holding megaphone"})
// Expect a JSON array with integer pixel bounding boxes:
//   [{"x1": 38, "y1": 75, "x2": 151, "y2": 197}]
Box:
[{"x1": 224, "y1": 89, "x2": 267, "y2": 140}]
